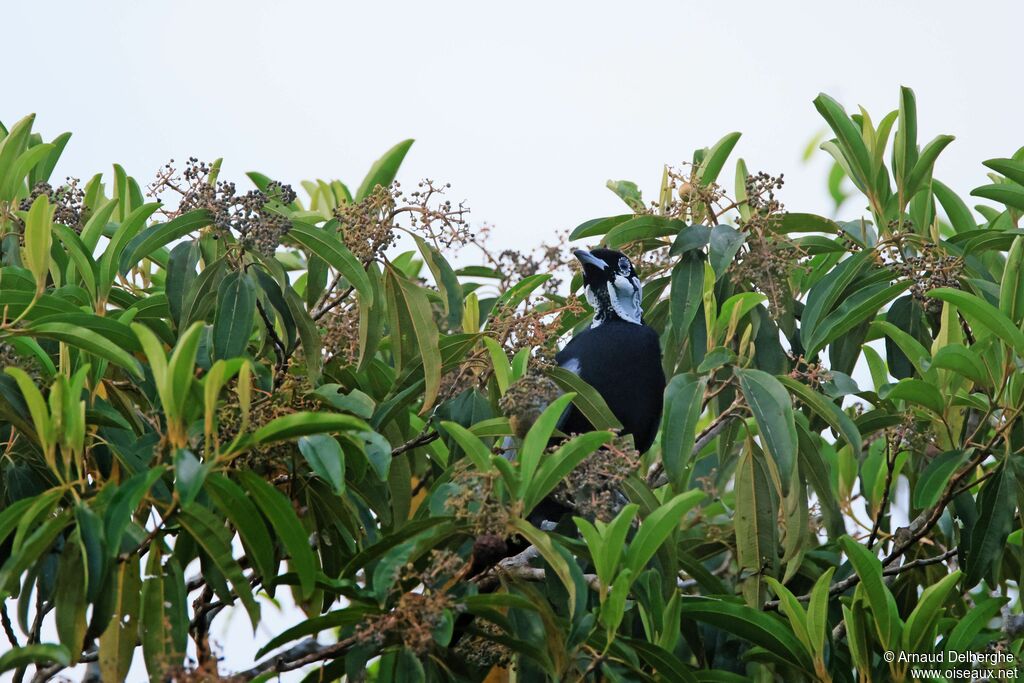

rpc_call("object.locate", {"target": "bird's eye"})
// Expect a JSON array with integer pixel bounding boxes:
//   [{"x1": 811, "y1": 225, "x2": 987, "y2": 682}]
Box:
[{"x1": 617, "y1": 257, "x2": 631, "y2": 272}]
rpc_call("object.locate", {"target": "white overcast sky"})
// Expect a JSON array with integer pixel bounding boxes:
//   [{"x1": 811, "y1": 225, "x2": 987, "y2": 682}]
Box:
[
  {"x1": 2, "y1": 1, "x2": 1022, "y2": 679},
  {"x1": 3, "y1": 1, "x2": 1023, "y2": 252}
]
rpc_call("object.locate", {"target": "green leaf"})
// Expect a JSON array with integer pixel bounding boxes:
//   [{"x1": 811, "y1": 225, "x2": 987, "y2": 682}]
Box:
[
  {"x1": 298, "y1": 434, "x2": 346, "y2": 494},
  {"x1": 54, "y1": 540, "x2": 88, "y2": 661},
  {"x1": 204, "y1": 474, "x2": 277, "y2": 585},
  {"x1": 23, "y1": 194, "x2": 53, "y2": 293},
  {"x1": 524, "y1": 431, "x2": 615, "y2": 513},
  {"x1": 623, "y1": 490, "x2": 704, "y2": 577},
  {"x1": 4, "y1": 366, "x2": 52, "y2": 451},
  {"x1": 777, "y1": 375, "x2": 861, "y2": 454},
  {"x1": 510, "y1": 519, "x2": 578, "y2": 619},
  {"x1": 878, "y1": 378, "x2": 945, "y2": 414},
  {"x1": 24, "y1": 321, "x2": 142, "y2": 377},
  {"x1": 660, "y1": 373, "x2": 705, "y2": 490},
  {"x1": 932, "y1": 180, "x2": 976, "y2": 233},
  {"x1": 814, "y1": 93, "x2": 872, "y2": 189},
  {"x1": 603, "y1": 215, "x2": 686, "y2": 248},
  {"x1": 118, "y1": 209, "x2": 212, "y2": 276},
  {"x1": 546, "y1": 366, "x2": 622, "y2": 431},
  {"x1": 806, "y1": 566, "x2": 835, "y2": 658},
  {"x1": 964, "y1": 464, "x2": 1015, "y2": 588},
  {"x1": 1000, "y1": 236, "x2": 1024, "y2": 324},
  {"x1": 679, "y1": 597, "x2": 814, "y2": 674},
  {"x1": 312, "y1": 384, "x2": 375, "y2": 418},
  {"x1": 698, "y1": 132, "x2": 742, "y2": 186},
  {"x1": 254, "y1": 608, "x2": 368, "y2": 659},
  {"x1": 801, "y1": 253, "x2": 870, "y2": 348},
  {"x1": 0, "y1": 644, "x2": 71, "y2": 673},
  {"x1": 929, "y1": 344, "x2": 989, "y2": 387},
  {"x1": 387, "y1": 267, "x2": 442, "y2": 412},
  {"x1": 906, "y1": 135, "x2": 954, "y2": 198},
  {"x1": 894, "y1": 86, "x2": 918, "y2": 194},
  {"x1": 671, "y1": 251, "x2": 704, "y2": 338},
  {"x1": 288, "y1": 220, "x2": 371, "y2": 302},
  {"x1": 414, "y1": 234, "x2": 462, "y2": 329},
  {"x1": 708, "y1": 224, "x2": 745, "y2": 278},
  {"x1": 913, "y1": 449, "x2": 969, "y2": 509},
  {"x1": 763, "y1": 577, "x2": 811, "y2": 657},
  {"x1": 902, "y1": 570, "x2": 962, "y2": 653},
  {"x1": 807, "y1": 281, "x2": 911, "y2": 358},
  {"x1": 736, "y1": 368, "x2": 797, "y2": 494},
  {"x1": 0, "y1": 114, "x2": 36, "y2": 201},
  {"x1": 140, "y1": 570, "x2": 182, "y2": 681},
  {"x1": 516, "y1": 393, "x2": 577, "y2": 499},
  {"x1": 355, "y1": 139, "x2": 414, "y2": 201},
  {"x1": 734, "y1": 441, "x2": 778, "y2": 607},
  {"x1": 839, "y1": 536, "x2": 899, "y2": 648},
  {"x1": 98, "y1": 203, "x2": 161, "y2": 299},
  {"x1": 569, "y1": 214, "x2": 633, "y2": 240},
  {"x1": 927, "y1": 287, "x2": 1024, "y2": 355},
  {"x1": 178, "y1": 507, "x2": 262, "y2": 628},
  {"x1": 983, "y1": 157, "x2": 1024, "y2": 186},
  {"x1": 942, "y1": 595, "x2": 1008, "y2": 654},
  {"x1": 98, "y1": 558, "x2": 141, "y2": 683},
  {"x1": 971, "y1": 183, "x2": 1024, "y2": 211},
  {"x1": 53, "y1": 223, "x2": 97, "y2": 300},
  {"x1": 212, "y1": 271, "x2": 256, "y2": 360},
  {"x1": 237, "y1": 470, "x2": 319, "y2": 600},
  {"x1": 439, "y1": 421, "x2": 493, "y2": 472},
  {"x1": 228, "y1": 412, "x2": 369, "y2": 454},
  {"x1": 0, "y1": 509, "x2": 72, "y2": 599}
]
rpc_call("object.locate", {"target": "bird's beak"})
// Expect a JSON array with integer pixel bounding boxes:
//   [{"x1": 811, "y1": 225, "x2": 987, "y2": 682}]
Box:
[{"x1": 574, "y1": 249, "x2": 607, "y2": 270}]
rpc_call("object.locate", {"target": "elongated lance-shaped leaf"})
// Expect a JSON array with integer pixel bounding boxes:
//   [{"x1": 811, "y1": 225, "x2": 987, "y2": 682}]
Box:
[
  {"x1": 23, "y1": 194, "x2": 53, "y2": 294},
  {"x1": 212, "y1": 271, "x2": 256, "y2": 360},
  {"x1": 288, "y1": 220, "x2": 371, "y2": 301},
  {"x1": 355, "y1": 139, "x2": 414, "y2": 201},
  {"x1": 118, "y1": 208, "x2": 212, "y2": 276},
  {"x1": 515, "y1": 393, "x2": 576, "y2": 500},
  {"x1": 736, "y1": 368, "x2": 797, "y2": 495},
  {"x1": 236, "y1": 470, "x2": 319, "y2": 600}
]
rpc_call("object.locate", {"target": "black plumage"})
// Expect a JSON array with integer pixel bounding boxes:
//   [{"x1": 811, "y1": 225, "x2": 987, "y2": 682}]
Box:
[{"x1": 556, "y1": 248, "x2": 666, "y2": 452}]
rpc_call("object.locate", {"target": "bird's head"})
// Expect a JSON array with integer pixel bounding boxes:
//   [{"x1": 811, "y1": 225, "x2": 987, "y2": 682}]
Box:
[{"x1": 574, "y1": 248, "x2": 643, "y2": 326}]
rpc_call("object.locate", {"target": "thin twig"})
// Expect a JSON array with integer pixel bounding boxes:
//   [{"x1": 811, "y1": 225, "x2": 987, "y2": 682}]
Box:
[
  {"x1": 866, "y1": 440, "x2": 895, "y2": 550},
  {"x1": 391, "y1": 430, "x2": 440, "y2": 457},
  {"x1": 0, "y1": 602, "x2": 18, "y2": 648}
]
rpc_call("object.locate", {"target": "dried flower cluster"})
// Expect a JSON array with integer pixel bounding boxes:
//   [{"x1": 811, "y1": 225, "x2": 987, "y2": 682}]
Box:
[
  {"x1": 453, "y1": 619, "x2": 514, "y2": 670},
  {"x1": 319, "y1": 305, "x2": 361, "y2": 367},
  {"x1": 498, "y1": 371, "x2": 562, "y2": 438},
  {"x1": 553, "y1": 437, "x2": 640, "y2": 522},
  {"x1": 730, "y1": 174, "x2": 808, "y2": 315},
  {"x1": 148, "y1": 157, "x2": 296, "y2": 257},
  {"x1": 333, "y1": 183, "x2": 400, "y2": 262},
  {"x1": 216, "y1": 374, "x2": 316, "y2": 470},
  {"x1": 788, "y1": 357, "x2": 833, "y2": 390},
  {"x1": 487, "y1": 296, "x2": 583, "y2": 360},
  {"x1": 333, "y1": 179, "x2": 471, "y2": 263},
  {"x1": 879, "y1": 235, "x2": 963, "y2": 313},
  {"x1": 354, "y1": 590, "x2": 454, "y2": 656},
  {"x1": 0, "y1": 343, "x2": 42, "y2": 383},
  {"x1": 18, "y1": 178, "x2": 85, "y2": 231},
  {"x1": 444, "y1": 469, "x2": 518, "y2": 537},
  {"x1": 661, "y1": 163, "x2": 726, "y2": 219},
  {"x1": 744, "y1": 171, "x2": 785, "y2": 214}
]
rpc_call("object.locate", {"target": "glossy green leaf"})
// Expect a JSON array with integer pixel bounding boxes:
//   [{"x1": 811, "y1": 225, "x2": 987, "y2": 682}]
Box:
[
  {"x1": 237, "y1": 470, "x2": 319, "y2": 600},
  {"x1": 212, "y1": 271, "x2": 256, "y2": 359},
  {"x1": 298, "y1": 434, "x2": 346, "y2": 494},
  {"x1": 736, "y1": 368, "x2": 797, "y2": 494}
]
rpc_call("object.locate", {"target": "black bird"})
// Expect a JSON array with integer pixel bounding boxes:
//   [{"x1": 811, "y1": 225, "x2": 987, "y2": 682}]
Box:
[{"x1": 556, "y1": 248, "x2": 665, "y2": 453}]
